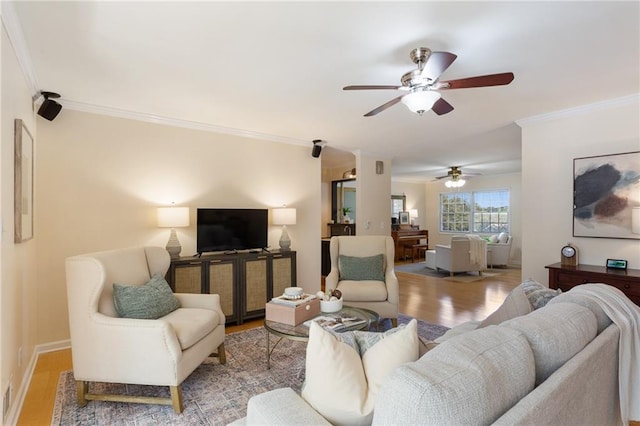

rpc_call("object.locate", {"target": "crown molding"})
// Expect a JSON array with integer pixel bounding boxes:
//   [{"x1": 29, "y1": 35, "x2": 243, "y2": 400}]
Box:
[
  {"x1": 1, "y1": 1, "x2": 39, "y2": 96},
  {"x1": 516, "y1": 93, "x2": 640, "y2": 127},
  {"x1": 60, "y1": 99, "x2": 310, "y2": 147}
]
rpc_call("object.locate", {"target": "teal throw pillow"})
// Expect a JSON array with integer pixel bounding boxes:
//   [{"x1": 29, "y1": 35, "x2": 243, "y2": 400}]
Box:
[
  {"x1": 113, "y1": 274, "x2": 180, "y2": 319},
  {"x1": 339, "y1": 254, "x2": 385, "y2": 281}
]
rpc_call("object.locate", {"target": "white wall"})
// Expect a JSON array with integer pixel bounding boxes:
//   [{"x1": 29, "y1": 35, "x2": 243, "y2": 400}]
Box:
[
  {"x1": 355, "y1": 154, "x2": 391, "y2": 235},
  {"x1": 34, "y1": 109, "x2": 322, "y2": 344},
  {"x1": 520, "y1": 96, "x2": 640, "y2": 284},
  {"x1": 1, "y1": 23, "x2": 39, "y2": 421}
]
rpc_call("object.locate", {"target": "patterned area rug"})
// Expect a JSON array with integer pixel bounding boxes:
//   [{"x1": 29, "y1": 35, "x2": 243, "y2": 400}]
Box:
[
  {"x1": 52, "y1": 315, "x2": 448, "y2": 426},
  {"x1": 395, "y1": 262, "x2": 503, "y2": 282}
]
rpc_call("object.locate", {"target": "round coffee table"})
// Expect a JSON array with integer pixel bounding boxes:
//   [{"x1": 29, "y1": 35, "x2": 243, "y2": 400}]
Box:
[{"x1": 264, "y1": 306, "x2": 380, "y2": 369}]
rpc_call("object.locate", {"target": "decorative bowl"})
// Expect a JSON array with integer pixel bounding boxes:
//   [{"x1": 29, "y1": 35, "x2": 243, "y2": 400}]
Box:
[{"x1": 320, "y1": 298, "x2": 343, "y2": 313}]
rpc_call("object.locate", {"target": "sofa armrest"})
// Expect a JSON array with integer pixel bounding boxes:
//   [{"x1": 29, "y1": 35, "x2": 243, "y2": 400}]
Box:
[{"x1": 245, "y1": 388, "x2": 331, "y2": 425}]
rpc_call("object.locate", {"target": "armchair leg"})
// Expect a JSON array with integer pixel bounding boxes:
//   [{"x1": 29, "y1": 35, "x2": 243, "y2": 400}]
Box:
[
  {"x1": 217, "y1": 342, "x2": 226, "y2": 364},
  {"x1": 391, "y1": 318, "x2": 398, "y2": 327},
  {"x1": 170, "y1": 386, "x2": 184, "y2": 413},
  {"x1": 76, "y1": 380, "x2": 88, "y2": 407}
]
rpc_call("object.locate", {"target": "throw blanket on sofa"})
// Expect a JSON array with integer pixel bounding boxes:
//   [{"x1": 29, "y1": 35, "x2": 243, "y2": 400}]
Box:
[
  {"x1": 466, "y1": 235, "x2": 487, "y2": 269},
  {"x1": 570, "y1": 284, "x2": 640, "y2": 423}
]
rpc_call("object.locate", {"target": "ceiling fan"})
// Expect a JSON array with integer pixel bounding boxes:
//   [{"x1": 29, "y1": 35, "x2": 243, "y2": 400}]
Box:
[
  {"x1": 435, "y1": 166, "x2": 481, "y2": 188},
  {"x1": 343, "y1": 47, "x2": 514, "y2": 117}
]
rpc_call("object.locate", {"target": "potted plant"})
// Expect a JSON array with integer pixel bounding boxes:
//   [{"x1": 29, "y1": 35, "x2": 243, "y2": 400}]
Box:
[{"x1": 342, "y1": 207, "x2": 352, "y2": 223}]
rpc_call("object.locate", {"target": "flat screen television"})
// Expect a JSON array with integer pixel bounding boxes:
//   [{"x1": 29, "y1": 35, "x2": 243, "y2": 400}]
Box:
[{"x1": 197, "y1": 208, "x2": 268, "y2": 255}]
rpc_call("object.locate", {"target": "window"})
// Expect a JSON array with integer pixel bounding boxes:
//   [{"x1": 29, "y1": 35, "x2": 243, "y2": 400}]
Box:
[{"x1": 440, "y1": 190, "x2": 509, "y2": 233}]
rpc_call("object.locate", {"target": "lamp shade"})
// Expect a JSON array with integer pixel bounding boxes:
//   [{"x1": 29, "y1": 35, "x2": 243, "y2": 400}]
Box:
[
  {"x1": 401, "y1": 90, "x2": 441, "y2": 115},
  {"x1": 408, "y1": 209, "x2": 418, "y2": 219},
  {"x1": 157, "y1": 207, "x2": 190, "y2": 228},
  {"x1": 632, "y1": 207, "x2": 640, "y2": 234},
  {"x1": 273, "y1": 208, "x2": 296, "y2": 226}
]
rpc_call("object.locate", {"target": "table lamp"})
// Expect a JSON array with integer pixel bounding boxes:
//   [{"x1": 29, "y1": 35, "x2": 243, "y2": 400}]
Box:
[
  {"x1": 157, "y1": 206, "x2": 190, "y2": 259},
  {"x1": 272, "y1": 207, "x2": 296, "y2": 251}
]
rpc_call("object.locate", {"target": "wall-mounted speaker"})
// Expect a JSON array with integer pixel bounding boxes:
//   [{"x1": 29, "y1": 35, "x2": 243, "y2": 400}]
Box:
[
  {"x1": 312, "y1": 139, "x2": 323, "y2": 158},
  {"x1": 36, "y1": 91, "x2": 62, "y2": 121}
]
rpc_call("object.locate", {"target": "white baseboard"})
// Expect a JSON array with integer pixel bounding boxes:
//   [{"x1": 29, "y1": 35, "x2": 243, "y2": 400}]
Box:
[{"x1": 6, "y1": 340, "x2": 71, "y2": 425}]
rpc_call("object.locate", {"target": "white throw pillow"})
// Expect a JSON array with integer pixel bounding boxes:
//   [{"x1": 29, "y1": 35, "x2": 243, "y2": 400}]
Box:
[
  {"x1": 497, "y1": 232, "x2": 509, "y2": 244},
  {"x1": 301, "y1": 319, "x2": 419, "y2": 426},
  {"x1": 489, "y1": 235, "x2": 499, "y2": 243},
  {"x1": 478, "y1": 285, "x2": 532, "y2": 328}
]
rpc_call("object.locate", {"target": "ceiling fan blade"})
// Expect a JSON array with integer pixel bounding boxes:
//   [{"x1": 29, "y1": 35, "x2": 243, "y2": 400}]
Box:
[
  {"x1": 363, "y1": 95, "x2": 404, "y2": 117},
  {"x1": 431, "y1": 98, "x2": 454, "y2": 115},
  {"x1": 421, "y1": 51, "x2": 457, "y2": 81},
  {"x1": 441, "y1": 72, "x2": 514, "y2": 89},
  {"x1": 343, "y1": 85, "x2": 403, "y2": 91}
]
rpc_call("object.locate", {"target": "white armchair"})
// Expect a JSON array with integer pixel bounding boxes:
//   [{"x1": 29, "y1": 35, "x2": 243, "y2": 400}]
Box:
[
  {"x1": 487, "y1": 234, "x2": 512, "y2": 267},
  {"x1": 325, "y1": 236, "x2": 399, "y2": 326},
  {"x1": 65, "y1": 246, "x2": 226, "y2": 413},
  {"x1": 435, "y1": 235, "x2": 487, "y2": 276}
]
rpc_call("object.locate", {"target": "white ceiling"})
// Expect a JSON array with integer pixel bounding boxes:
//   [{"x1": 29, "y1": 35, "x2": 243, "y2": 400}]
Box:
[{"x1": 8, "y1": 1, "x2": 640, "y2": 181}]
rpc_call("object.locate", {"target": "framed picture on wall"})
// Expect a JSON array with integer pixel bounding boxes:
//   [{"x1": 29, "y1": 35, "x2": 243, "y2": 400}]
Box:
[
  {"x1": 573, "y1": 150, "x2": 640, "y2": 239},
  {"x1": 399, "y1": 211, "x2": 410, "y2": 225},
  {"x1": 14, "y1": 119, "x2": 34, "y2": 243}
]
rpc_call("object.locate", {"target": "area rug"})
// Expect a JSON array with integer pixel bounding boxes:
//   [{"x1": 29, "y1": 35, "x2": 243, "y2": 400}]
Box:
[
  {"x1": 395, "y1": 262, "x2": 503, "y2": 283},
  {"x1": 51, "y1": 314, "x2": 448, "y2": 426}
]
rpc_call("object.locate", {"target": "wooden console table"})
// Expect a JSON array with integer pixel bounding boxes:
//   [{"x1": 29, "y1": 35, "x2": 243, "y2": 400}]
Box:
[{"x1": 545, "y1": 262, "x2": 640, "y2": 306}]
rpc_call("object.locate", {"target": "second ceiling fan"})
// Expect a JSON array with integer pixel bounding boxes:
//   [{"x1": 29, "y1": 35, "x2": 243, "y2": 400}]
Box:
[{"x1": 343, "y1": 47, "x2": 514, "y2": 117}]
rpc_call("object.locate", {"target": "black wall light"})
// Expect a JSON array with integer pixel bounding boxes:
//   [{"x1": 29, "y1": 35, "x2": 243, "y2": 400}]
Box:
[
  {"x1": 312, "y1": 139, "x2": 325, "y2": 158},
  {"x1": 35, "y1": 91, "x2": 62, "y2": 121}
]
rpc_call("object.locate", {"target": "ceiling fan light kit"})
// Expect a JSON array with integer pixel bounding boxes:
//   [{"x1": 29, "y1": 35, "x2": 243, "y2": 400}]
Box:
[
  {"x1": 401, "y1": 90, "x2": 441, "y2": 115},
  {"x1": 445, "y1": 179, "x2": 466, "y2": 188},
  {"x1": 344, "y1": 47, "x2": 514, "y2": 117}
]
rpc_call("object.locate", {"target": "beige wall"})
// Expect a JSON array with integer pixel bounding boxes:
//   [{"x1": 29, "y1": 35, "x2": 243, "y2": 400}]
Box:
[
  {"x1": 520, "y1": 96, "x2": 640, "y2": 283},
  {"x1": 1, "y1": 24, "x2": 39, "y2": 420},
  {"x1": 391, "y1": 181, "x2": 427, "y2": 229},
  {"x1": 355, "y1": 154, "x2": 391, "y2": 236},
  {"x1": 34, "y1": 110, "x2": 322, "y2": 344}
]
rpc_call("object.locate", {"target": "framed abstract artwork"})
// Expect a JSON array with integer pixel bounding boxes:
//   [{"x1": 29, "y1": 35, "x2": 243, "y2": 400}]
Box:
[
  {"x1": 573, "y1": 151, "x2": 640, "y2": 239},
  {"x1": 14, "y1": 119, "x2": 34, "y2": 243}
]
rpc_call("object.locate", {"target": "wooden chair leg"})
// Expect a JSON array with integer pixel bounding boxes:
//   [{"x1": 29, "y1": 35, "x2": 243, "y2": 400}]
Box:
[
  {"x1": 217, "y1": 342, "x2": 226, "y2": 365},
  {"x1": 170, "y1": 386, "x2": 183, "y2": 413},
  {"x1": 76, "y1": 380, "x2": 88, "y2": 407}
]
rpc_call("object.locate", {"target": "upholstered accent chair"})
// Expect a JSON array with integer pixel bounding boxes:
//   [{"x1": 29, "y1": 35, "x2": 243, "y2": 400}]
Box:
[
  {"x1": 65, "y1": 246, "x2": 226, "y2": 413},
  {"x1": 435, "y1": 235, "x2": 487, "y2": 276},
  {"x1": 325, "y1": 236, "x2": 399, "y2": 326},
  {"x1": 487, "y1": 233, "x2": 512, "y2": 267}
]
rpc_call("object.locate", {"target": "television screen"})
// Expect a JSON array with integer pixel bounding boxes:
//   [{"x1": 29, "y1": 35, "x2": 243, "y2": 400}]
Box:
[{"x1": 197, "y1": 208, "x2": 268, "y2": 254}]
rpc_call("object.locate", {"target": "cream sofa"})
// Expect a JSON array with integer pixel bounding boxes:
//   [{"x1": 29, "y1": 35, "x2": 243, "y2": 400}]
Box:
[{"x1": 235, "y1": 285, "x2": 632, "y2": 425}]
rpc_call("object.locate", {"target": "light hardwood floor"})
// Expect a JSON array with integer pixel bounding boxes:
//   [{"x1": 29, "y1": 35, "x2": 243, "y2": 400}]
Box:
[{"x1": 12, "y1": 265, "x2": 565, "y2": 425}]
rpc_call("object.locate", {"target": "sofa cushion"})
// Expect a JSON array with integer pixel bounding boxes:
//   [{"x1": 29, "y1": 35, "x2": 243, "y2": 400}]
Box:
[
  {"x1": 373, "y1": 326, "x2": 536, "y2": 425},
  {"x1": 335, "y1": 280, "x2": 388, "y2": 302},
  {"x1": 112, "y1": 274, "x2": 180, "y2": 319},
  {"x1": 547, "y1": 291, "x2": 612, "y2": 334},
  {"x1": 501, "y1": 302, "x2": 597, "y2": 385},
  {"x1": 479, "y1": 284, "x2": 533, "y2": 328},
  {"x1": 301, "y1": 319, "x2": 418, "y2": 425},
  {"x1": 162, "y1": 308, "x2": 221, "y2": 350},
  {"x1": 339, "y1": 254, "x2": 385, "y2": 281}
]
